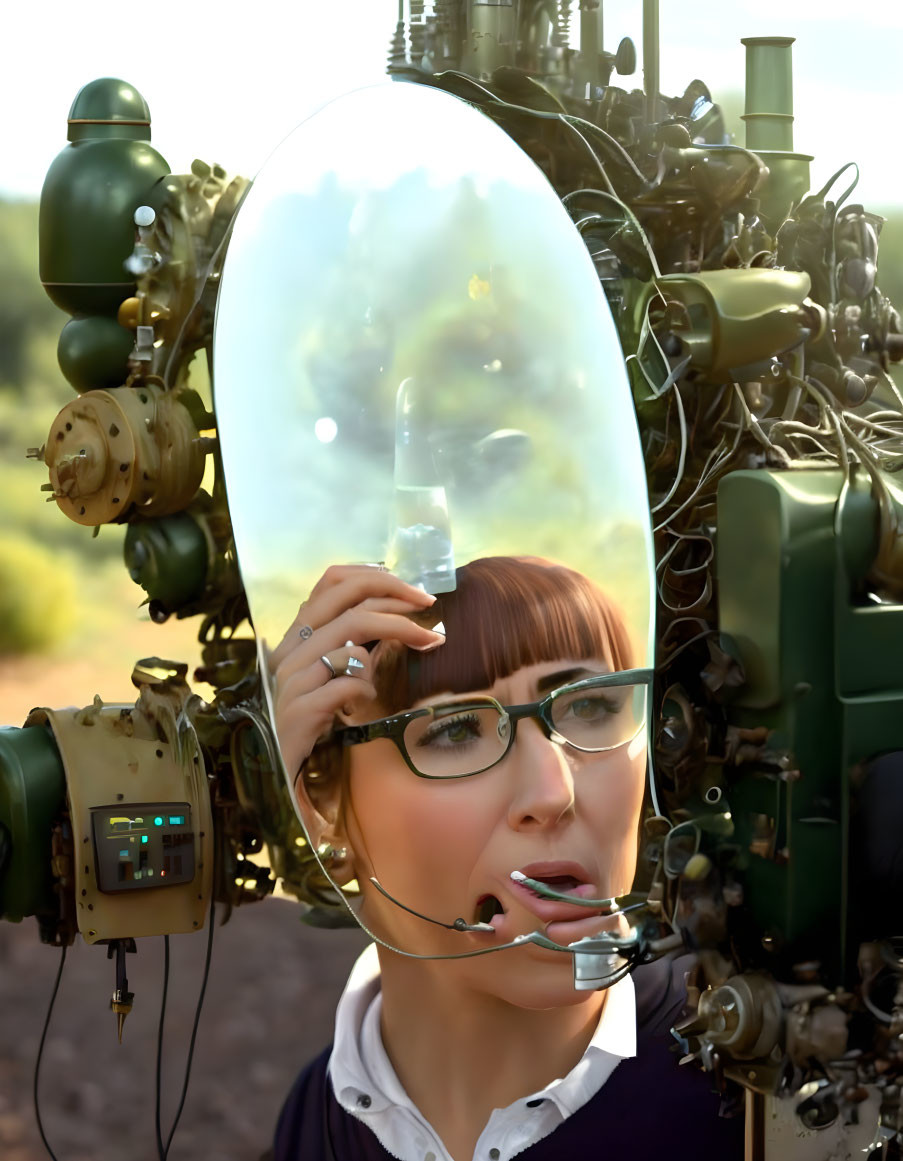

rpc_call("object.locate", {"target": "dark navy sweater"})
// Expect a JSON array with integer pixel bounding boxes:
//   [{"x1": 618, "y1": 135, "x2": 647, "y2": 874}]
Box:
[{"x1": 271, "y1": 956, "x2": 745, "y2": 1160}]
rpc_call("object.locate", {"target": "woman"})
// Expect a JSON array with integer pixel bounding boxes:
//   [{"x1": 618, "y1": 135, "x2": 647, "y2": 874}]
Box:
[{"x1": 268, "y1": 556, "x2": 743, "y2": 1161}]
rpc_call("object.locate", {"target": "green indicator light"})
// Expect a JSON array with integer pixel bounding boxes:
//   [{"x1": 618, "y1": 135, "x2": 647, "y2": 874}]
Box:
[
  {"x1": 168, "y1": 815, "x2": 185, "y2": 826},
  {"x1": 141, "y1": 835, "x2": 148, "y2": 844},
  {"x1": 154, "y1": 816, "x2": 163, "y2": 826}
]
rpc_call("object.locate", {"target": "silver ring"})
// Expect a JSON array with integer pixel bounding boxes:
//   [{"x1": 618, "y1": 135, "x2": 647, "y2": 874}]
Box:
[
  {"x1": 320, "y1": 655, "x2": 337, "y2": 678},
  {"x1": 343, "y1": 657, "x2": 365, "y2": 677},
  {"x1": 299, "y1": 624, "x2": 314, "y2": 640}
]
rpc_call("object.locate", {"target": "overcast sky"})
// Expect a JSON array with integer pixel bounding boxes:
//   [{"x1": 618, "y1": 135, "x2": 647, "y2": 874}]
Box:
[{"x1": 3, "y1": 1, "x2": 900, "y2": 211}]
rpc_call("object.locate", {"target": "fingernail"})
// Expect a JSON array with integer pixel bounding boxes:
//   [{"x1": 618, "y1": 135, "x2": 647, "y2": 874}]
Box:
[
  {"x1": 429, "y1": 621, "x2": 446, "y2": 636},
  {"x1": 412, "y1": 633, "x2": 446, "y2": 653},
  {"x1": 344, "y1": 640, "x2": 355, "y2": 647}
]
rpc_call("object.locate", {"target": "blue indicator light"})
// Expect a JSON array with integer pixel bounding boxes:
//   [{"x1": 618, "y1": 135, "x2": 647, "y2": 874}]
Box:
[
  {"x1": 141, "y1": 835, "x2": 148, "y2": 844},
  {"x1": 168, "y1": 815, "x2": 185, "y2": 826},
  {"x1": 119, "y1": 850, "x2": 129, "y2": 858},
  {"x1": 154, "y1": 816, "x2": 163, "y2": 826}
]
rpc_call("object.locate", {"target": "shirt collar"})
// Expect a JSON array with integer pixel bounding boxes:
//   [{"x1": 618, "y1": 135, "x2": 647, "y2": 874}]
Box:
[{"x1": 329, "y1": 941, "x2": 637, "y2": 1123}]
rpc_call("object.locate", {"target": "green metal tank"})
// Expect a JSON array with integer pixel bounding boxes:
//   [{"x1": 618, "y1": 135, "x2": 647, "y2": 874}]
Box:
[{"x1": 39, "y1": 79, "x2": 170, "y2": 390}]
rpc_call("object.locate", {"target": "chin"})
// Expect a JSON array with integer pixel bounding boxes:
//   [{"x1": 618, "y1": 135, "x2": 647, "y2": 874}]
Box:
[{"x1": 476, "y1": 945, "x2": 603, "y2": 1011}]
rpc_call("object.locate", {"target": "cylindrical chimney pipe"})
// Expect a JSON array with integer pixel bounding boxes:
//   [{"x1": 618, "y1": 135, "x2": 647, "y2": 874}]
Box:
[{"x1": 741, "y1": 36, "x2": 795, "y2": 153}]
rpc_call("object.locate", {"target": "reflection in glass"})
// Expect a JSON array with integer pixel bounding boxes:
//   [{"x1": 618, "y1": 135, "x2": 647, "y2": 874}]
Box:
[{"x1": 213, "y1": 83, "x2": 656, "y2": 948}]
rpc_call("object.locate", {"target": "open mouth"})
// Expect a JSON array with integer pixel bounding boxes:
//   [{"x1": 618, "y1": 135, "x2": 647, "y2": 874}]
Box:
[
  {"x1": 475, "y1": 894, "x2": 505, "y2": 925},
  {"x1": 472, "y1": 866, "x2": 601, "y2": 929}
]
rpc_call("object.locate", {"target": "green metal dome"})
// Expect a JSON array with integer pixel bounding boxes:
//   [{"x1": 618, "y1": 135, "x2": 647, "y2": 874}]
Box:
[{"x1": 67, "y1": 78, "x2": 151, "y2": 142}]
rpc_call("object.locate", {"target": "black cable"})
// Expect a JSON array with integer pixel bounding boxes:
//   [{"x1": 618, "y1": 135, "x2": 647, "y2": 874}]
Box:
[
  {"x1": 162, "y1": 894, "x2": 217, "y2": 1159},
  {"x1": 155, "y1": 935, "x2": 171, "y2": 1161},
  {"x1": 33, "y1": 943, "x2": 68, "y2": 1161}
]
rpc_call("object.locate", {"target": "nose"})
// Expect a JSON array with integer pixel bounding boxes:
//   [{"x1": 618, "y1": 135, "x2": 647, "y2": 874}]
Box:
[{"x1": 506, "y1": 718, "x2": 576, "y2": 831}]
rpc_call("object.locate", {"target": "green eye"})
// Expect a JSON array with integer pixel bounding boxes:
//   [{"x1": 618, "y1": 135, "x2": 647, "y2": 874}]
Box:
[
  {"x1": 417, "y1": 712, "x2": 483, "y2": 749},
  {"x1": 444, "y1": 720, "x2": 477, "y2": 744},
  {"x1": 569, "y1": 694, "x2": 617, "y2": 719}
]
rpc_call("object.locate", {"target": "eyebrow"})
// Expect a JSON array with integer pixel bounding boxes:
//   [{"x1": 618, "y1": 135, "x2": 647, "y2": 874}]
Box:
[
  {"x1": 535, "y1": 667, "x2": 604, "y2": 695},
  {"x1": 414, "y1": 666, "x2": 609, "y2": 712}
]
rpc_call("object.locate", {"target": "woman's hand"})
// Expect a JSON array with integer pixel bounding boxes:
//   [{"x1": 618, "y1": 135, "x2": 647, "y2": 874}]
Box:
[{"x1": 269, "y1": 565, "x2": 445, "y2": 786}]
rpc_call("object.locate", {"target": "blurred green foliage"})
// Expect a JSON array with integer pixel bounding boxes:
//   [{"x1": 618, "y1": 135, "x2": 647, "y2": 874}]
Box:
[
  {"x1": 1, "y1": 167, "x2": 902, "y2": 657},
  {"x1": 0, "y1": 199, "x2": 127, "y2": 656},
  {"x1": 0, "y1": 531, "x2": 76, "y2": 654},
  {"x1": 0, "y1": 201, "x2": 65, "y2": 390}
]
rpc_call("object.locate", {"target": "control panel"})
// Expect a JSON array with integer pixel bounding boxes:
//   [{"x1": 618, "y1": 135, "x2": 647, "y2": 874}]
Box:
[{"x1": 91, "y1": 802, "x2": 195, "y2": 893}]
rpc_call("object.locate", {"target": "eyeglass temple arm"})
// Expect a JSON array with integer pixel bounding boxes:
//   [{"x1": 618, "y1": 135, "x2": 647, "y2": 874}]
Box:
[{"x1": 340, "y1": 720, "x2": 394, "y2": 745}]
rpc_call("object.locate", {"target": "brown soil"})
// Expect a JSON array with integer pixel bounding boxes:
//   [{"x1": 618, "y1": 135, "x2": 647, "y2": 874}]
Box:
[
  {"x1": 0, "y1": 901, "x2": 368, "y2": 1161},
  {"x1": 1, "y1": 588, "x2": 368, "y2": 1161}
]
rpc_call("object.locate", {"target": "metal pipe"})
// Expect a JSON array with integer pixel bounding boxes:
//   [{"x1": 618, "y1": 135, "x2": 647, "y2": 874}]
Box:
[
  {"x1": 642, "y1": 0, "x2": 659, "y2": 123},
  {"x1": 578, "y1": 0, "x2": 602, "y2": 91},
  {"x1": 741, "y1": 36, "x2": 796, "y2": 153}
]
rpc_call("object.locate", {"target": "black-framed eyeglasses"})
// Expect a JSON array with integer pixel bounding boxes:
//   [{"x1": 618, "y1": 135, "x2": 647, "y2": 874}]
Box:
[{"x1": 336, "y1": 668, "x2": 653, "y2": 779}]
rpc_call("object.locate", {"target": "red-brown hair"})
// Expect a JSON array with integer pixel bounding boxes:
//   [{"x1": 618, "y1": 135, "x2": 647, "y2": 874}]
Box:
[{"x1": 371, "y1": 555, "x2": 633, "y2": 713}]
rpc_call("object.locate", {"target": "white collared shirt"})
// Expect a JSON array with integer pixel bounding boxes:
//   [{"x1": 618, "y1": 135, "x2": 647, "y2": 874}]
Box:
[{"x1": 328, "y1": 943, "x2": 637, "y2": 1161}]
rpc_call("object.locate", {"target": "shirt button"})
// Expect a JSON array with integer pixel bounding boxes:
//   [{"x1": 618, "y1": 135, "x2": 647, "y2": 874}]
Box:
[
  {"x1": 489, "y1": 1150, "x2": 501, "y2": 1160},
  {"x1": 357, "y1": 1094, "x2": 372, "y2": 1108},
  {"x1": 425, "y1": 1154, "x2": 437, "y2": 1161}
]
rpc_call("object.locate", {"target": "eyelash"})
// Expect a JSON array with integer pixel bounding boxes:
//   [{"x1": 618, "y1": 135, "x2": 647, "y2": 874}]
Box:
[{"x1": 416, "y1": 712, "x2": 482, "y2": 747}]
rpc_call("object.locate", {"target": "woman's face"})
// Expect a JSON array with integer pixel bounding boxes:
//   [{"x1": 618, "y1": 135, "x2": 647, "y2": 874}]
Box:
[{"x1": 341, "y1": 655, "x2": 648, "y2": 1008}]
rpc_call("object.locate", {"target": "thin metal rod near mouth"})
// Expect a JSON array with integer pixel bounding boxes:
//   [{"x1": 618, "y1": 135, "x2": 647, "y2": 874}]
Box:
[
  {"x1": 510, "y1": 872, "x2": 648, "y2": 913},
  {"x1": 369, "y1": 876, "x2": 495, "y2": 933}
]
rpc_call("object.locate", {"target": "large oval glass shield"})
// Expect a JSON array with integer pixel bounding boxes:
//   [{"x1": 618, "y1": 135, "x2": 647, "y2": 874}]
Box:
[{"x1": 214, "y1": 82, "x2": 655, "y2": 952}]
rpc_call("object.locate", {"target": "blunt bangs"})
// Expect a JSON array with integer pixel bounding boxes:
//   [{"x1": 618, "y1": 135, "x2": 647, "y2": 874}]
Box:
[{"x1": 372, "y1": 556, "x2": 634, "y2": 713}]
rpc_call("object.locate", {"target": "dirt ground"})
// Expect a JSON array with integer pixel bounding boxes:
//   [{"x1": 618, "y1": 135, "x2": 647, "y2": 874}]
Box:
[
  {"x1": 0, "y1": 573, "x2": 375, "y2": 1160},
  {"x1": 0, "y1": 899, "x2": 368, "y2": 1161}
]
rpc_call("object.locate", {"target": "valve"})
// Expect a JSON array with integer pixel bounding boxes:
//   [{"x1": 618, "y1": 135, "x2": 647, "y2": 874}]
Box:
[{"x1": 42, "y1": 382, "x2": 206, "y2": 525}]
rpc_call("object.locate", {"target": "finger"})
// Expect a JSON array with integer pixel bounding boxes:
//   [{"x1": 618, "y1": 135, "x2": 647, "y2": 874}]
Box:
[
  {"x1": 275, "y1": 675, "x2": 378, "y2": 781},
  {"x1": 271, "y1": 572, "x2": 435, "y2": 669},
  {"x1": 318, "y1": 609, "x2": 446, "y2": 655},
  {"x1": 271, "y1": 619, "x2": 377, "y2": 686},
  {"x1": 305, "y1": 569, "x2": 436, "y2": 631},
  {"x1": 275, "y1": 609, "x2": 444, "y2": 682},
  {"x1": 275, "y1": 645, "x2": 371, "y2": 711}
]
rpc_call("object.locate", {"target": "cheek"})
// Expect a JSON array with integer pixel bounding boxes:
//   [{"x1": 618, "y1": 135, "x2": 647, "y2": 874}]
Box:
[
  {"x1": 581, "y1": 747, "x2": 646, "y2": 869},
  {"x1": 346, "y1": 761, "x2": 496, "y2": 886}
]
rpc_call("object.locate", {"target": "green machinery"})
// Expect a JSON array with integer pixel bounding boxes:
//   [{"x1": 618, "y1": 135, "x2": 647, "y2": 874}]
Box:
[{"x1": 2, "y1": 3, "x2": 903, "y2": 1155}]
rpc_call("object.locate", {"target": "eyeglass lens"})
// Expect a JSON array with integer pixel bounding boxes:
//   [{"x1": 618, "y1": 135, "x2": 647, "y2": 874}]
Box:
[{"x1": 402, "y1": 682, "x2": 646, "y2": 778}]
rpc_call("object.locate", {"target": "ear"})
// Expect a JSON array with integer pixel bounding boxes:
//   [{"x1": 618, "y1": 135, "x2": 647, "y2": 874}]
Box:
[
  {"x1": 293, "y1": 765, "x2": 358, "y2": 887},
  {"x1": 293, "y1": 765, "x2": 341, "y2": 850}
]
